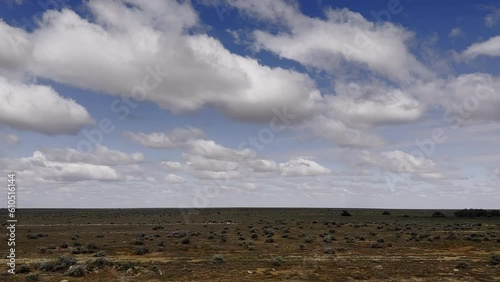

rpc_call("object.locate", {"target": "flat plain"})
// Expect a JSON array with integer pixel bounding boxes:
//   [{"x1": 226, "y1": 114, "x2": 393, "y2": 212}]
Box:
[{"x1": 2, "y1": 208, "x2": 500, "y2": 281}]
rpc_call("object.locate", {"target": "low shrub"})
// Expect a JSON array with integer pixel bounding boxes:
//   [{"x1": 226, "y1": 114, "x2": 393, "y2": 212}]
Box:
[
  {"x1": 25, "y1": 273, "x2": 39, "y2": 282},
  {"x1": 66, "y1": 265, "x2": 85, "y2": 277},
  {"x1": 86, "y1": 257, "x2": 112, "y2": 270},
  {"x1": 490, "y1": 254, "x2": 500, "y2": 265},
  {"x1": 134, "y1": 247, "x2": 149, "y2": 255},
  {"x1": 324, "y1": 247, "x2": 335, "y2": 254},
  {"x1": 16, "y1": 264, "x2": 30, "y2": 274},
  {"x1": 212, "y1": 254, "x2": 225, "y2": 264},
  {"x1": 341, "y1": 210, "x2": 352, "y2": 216},
  {"x1": 271, "y1": 256, "x2": 283, "y2": 266},
  {"x1": 456, "y1": 261, "x2": 470, "y2": 269}
]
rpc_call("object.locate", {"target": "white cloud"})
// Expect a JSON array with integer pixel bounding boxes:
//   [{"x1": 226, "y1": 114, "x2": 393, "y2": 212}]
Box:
[
  {"x1": 186, "y1": 139, "x2": 255, "y2": 161},
  {"x1": 40, "y1": 145, "x2": 144, "y2": 166},
  {"x1": 302, "y1": 115, "x2": 385, "y2": 148},
  {"x1": 353, "y1": 150, "x2": 444, "y2": 180},
  {"x1": 0, "y1": 20, "x2": 30, "y2": 77},
  {"x1": 0, "y1": 0, "x2": 321, "y2": 124},
  {"x1": 0, "y1": 132, "x2": 20, "y2": 145},
  {"x1": 4, "y1": 151, "x2": 119, "y2": 182},
  {"x1": 123, "y1": 127, "x2": 206, "y2": 149},
  {"x1": 448, "y1": 27, "x2": 464, "y2": 38},
  {"x1": 143, "y1": 130, "x2": 332, "y2": 180},
  {"x1": 0, "y1": 0, "x2": 434, "y2": 148},
  {"x1": 184, "y1": 154, "x2": 240, "y2": 172},
  {"x1": 485, "y1": 9, "x2": 500, "y2": 28},
  {"x1": 462, "y1": 36, "x2": 500, "y2": 58},
  {"x1": 248, "y1": 158, "x2": 278, "y2": 172},
  {"x1": 279, "y1": 158, "x2": 331, "y2": 177},
  {"x1": 0, "y1": 76, "x2": 94, "y2": 135},
  {"x1": 228, "y1": 0, "x2": 432, "y2": 82},
  {"x1": 404, "y1": 73, "x2": 500, "y2": 124},
  {"x1": 165, "y1": 173, "x2": 185, "y2": 183},
  {"x1": 327, "y1": 81, "x2": 425, "y2": 127}
]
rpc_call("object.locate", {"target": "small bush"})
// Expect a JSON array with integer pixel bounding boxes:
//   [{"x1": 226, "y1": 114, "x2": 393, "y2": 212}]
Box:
[
  {"x1": 271, "y1": 256, "x2": 283, "y2": 266},
  {"x1": 35, "y1": 261, "x2": 55, "y2": 272},
  {"x1": 212, "y1": 254, "x2": 225, "y2": 264},
  {"x1": 25, "y1": 273, "x2": 39, "y2": 282},
  {"x1": 86, "y1": 257, "x2": 112, "y2": 269},
  {"x1": 456, "y1": 261, "x2": 469, "y2": 269},
  {"x1": 371, "y1": 243, "x2": 385, "y2": 249},
  {"x1": 72, "y1": 246, "x2": 90, "y2": 254},
  {"x1": 265, "y1": 237, "x2": 274, "y2": 243},
  {"x1": 133, "y1": 239, "x2": 145, "y2": 245},
  {"x1": 94, "y1": 251, "x2": 106, "y2": 257},
  {"x1": 55, "y1": 255, "x2": 77, "y2": 271},
  {"x1": 382, "y1": 211, "x2": 391, "y2": 215},
  {"x1": 324, "y1": 247, "x2": 335, "y2": 254},
  {"x1": 16, "y1": 264, "x2": 30, "y2": 274},
  {"x1": 490, "y1": 254, "x2": 500, "y2": 265},
  {"x1": 134, "y1": 247, "x2": 149, "y2": 255},
  {"x1": 304, "y1": 236, "x2": 313, "y2": 243},
  {"x1": 87, "y1": 243, "x2": 99, "y2": 250},
  {"x1": 341, "y1": 210, "x2": 352, "y2": 216},
  {"x1": 181, "y1": 237, "x2": 191, "y2": 244},
  {"x1": 323, "y1": 235, "x2": 335, "y2": 243},
  {"x1": 66, "y1": 264, "x2": 85, "y2": 277},
  {"x1": 432, "y1": 211, "x2": 445, "y2": 218}
]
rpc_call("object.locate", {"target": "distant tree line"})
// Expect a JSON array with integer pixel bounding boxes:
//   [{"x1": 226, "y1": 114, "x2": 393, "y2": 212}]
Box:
[{"x1": 454, "y1": 209, "x2": 500, "y2": 218}]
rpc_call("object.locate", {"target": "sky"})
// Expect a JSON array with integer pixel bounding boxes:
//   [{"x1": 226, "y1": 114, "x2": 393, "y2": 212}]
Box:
[{"x1": 0, "y1": 0, "x2": 499, "y2": 209}]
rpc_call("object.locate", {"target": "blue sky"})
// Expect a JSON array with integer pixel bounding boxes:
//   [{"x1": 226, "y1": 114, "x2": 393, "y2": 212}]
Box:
[{"x1": 0, "y1": 0, "x2": 499, "y2": 208}]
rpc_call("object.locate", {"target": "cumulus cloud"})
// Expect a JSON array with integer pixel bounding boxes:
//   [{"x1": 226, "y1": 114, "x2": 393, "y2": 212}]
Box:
[
  {"x1": 165, "y1": 173, "x2": 186, "y2": 183},
  {"x1": 40, "y1": 145, "x2": 144, "y2": 166},
  {"x1": 279, "y1": 158, "x2": 331, "y2": 177},
  {"x1": 123, "y1": 127, "x2": 206, "y2": 149},
  {"x1": 0, "y1": 76, "x2": 94, "y2": 135},
  {"x1": 302, "y1": 115, "x2": 385, "y2": 148},
  {"x1": 448, "y1": 27, "x2": 464, "y2": 38},
  {"x1": 2, "y1": 151, "x2": 119, "y2": 182},
  {"x1": 227, "y1": 0, "x2": 432, "y2": 82},
  {"x1": 409, "y1": 73, "x2": 500, "y2": 124},
  {"x1": 0, "y1": 144, "x2": 150, "y2": 183},
  {"x1": 353, "y1": 150, "x2": 444, "y2": 180},
  {"x1": 462, "y1": 36, "x2": 500, "y2": 59},
  {"x1": 140, "y1": 129, "x2": 333, "y2": 179},
  {"x1": 327, "y1": 81, "x2": 425, "y2": 127},
  {"x1": 0, "y1": 0, "x2": 321, "y2": 124}
]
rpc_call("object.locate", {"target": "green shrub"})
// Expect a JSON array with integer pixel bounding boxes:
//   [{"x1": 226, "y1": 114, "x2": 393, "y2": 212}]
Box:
[
  {"x1": 271, "y1": 256, "x2": 283, "y2": 266},
  {"x1": 16, "y1": 264, "x2": 30, "y2": 274},
  {"x1": 324, "y1": 247, "x2": 335, "y2": 254},
  {"x1": 86, "y1": 257, "x2": 112, "y2": 270},
  {"x1": 490, "y1": 254, "x2": 500, "y2": 265},
  {"x1": 134, "y1": 247, "x2": 149, "y2": 255},
  {"x1": 66, "y1": 265, "x2": 85, "y2": 277},
  {"x1": 25, "y1": 273, "x2": 39, "y2": 282},
  {"x1": 432, "y1": 211, "x2": 445, "y2": 218},
  {"x1": 212, "y1": 254, "x2": 225, "y2": 264},
  {"x1": 341, "y1": 210, "x2": 352, "y2": 216},
  {"x1": 456, "y1": 261, "x2": 469, "y2": 269}
]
